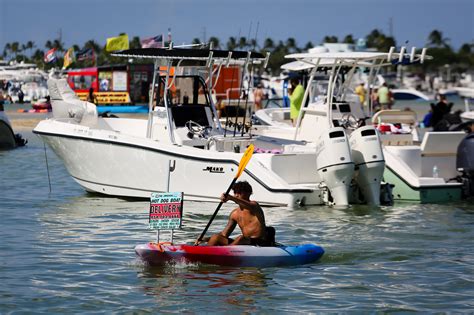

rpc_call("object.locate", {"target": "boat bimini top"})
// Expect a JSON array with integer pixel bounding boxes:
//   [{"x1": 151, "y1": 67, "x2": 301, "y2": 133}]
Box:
[
  {"x1": 283, "y1": 47, "x2": 432, "y2": 136},
  {"x1": 112, "y1": 46, "x2": 269, "y2": 143}
]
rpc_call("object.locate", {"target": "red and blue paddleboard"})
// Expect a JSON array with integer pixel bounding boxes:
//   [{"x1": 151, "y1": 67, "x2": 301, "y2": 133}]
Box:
[{"x1": 135, "y1": 243, "x2": 324, "y2": 267}]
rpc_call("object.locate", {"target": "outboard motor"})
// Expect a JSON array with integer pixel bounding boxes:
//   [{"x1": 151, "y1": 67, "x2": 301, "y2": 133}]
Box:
[
  {"x1": 456, "y1": 132, "x2": 474, "y2": 197},
  {"x1": 316, "y1": 127, "x2": 354, "y2": 206}
]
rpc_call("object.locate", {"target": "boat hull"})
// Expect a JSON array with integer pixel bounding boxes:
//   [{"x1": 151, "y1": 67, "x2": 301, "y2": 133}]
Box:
[
  {"x1": 135, "y1": 243, "x2": 325, "y2": 267},
  {"x1": 34, "y1": 119, "x2": 322, "y2": 207}
]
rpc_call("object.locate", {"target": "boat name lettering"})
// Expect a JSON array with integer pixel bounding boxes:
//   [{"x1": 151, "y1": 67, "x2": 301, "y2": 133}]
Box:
[
  {"x1": 333, "y1": 139, "x2": 346, "y2": 143},
  {"x1": 203, "y1": 166, "x2": 225, "y2": 173},
  {"x1": 364, "y1": 138, "x2": 377, "y2": 142}
]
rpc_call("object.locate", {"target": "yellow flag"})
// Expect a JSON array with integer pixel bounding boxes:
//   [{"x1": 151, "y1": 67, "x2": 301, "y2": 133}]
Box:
[
  {"x1": 106, "y1": 34, "x2": 129, "y2": 52},
  {"x1": 63, "y1": 47, "x2": 75, "y2": 69}
]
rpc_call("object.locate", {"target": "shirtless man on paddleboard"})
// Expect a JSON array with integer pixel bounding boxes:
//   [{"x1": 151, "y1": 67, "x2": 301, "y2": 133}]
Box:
[{"x1": 205, "y1": 181, "x2": 274, "y2": 246}]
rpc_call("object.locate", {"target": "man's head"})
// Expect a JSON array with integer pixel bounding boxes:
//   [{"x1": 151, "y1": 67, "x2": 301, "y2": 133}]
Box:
[
  {"x1": 290, "y1": 77, "x2": 300, "y2": 86},
  {"x1": 232, "y1": 181, "x2": 253, "y2": 198}
]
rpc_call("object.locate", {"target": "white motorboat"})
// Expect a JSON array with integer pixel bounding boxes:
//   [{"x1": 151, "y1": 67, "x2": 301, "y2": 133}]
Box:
[
  {"x1": 372, "y1": 109, "x2": 465, "y2": 202},
  {"x1": 34, "y1": 47, "x2": 368, "y2": 207},
  {"x1": 253, "y1": 52, "x2": 395, "y2": 205},
  {"x1": 253, "y1": 47, "x2": 468, "y2": 203}
]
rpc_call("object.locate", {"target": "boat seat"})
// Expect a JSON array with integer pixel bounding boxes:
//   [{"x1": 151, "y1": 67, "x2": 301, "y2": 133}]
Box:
[
  {"x1": 372, "y1": 109, "x2": 417, "y2": 125},
  {"x1": 420, "y1": 132, "x2": 465, "y2": 157}
]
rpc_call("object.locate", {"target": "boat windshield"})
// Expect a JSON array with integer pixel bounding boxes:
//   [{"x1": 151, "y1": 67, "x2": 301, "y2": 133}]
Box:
[
  {"x1": 154, "y1": 75, "x2": 214, "y2": 128},
  {"x1": 155, "y1": 75, "x2": 211, "y2": 108}
]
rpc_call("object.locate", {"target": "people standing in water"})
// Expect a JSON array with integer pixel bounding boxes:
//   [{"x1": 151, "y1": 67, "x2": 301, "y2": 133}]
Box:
[
  {"x1": 430, "y1": 94, "x2": 453, "y2": 130},
  {"x1": 204, "y1": 181, "x2": 274, "y2": 246},
  {"x1": 87, "y1": 87, "x2": 98, "y2": 104},
  {"x1": 289, "y1": 77, "x2": 304, "y2": 125}
]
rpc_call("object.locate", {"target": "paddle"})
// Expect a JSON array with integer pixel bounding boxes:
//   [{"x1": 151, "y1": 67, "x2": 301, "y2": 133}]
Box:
[{"x1": 194, "y1": 144, "x2": 254, "y2": 245}]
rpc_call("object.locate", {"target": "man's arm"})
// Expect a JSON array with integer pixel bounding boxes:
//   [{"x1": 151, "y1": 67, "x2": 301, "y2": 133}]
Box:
[
  {"x1": 221, "y1": 193, "x2": 259, "y2": 212},
  {"x1": 220, "y1": 211, "x2": 238, "y2": 237}
]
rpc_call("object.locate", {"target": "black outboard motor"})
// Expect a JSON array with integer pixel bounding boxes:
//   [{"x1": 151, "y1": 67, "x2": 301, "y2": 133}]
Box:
[{"x1": 456, "y1": 132, "x2": 474, "y2": 197}]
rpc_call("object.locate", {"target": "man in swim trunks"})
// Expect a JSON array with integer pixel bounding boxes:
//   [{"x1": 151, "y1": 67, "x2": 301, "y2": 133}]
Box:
[{"x1": 206, "y1": 181, "x2": 273, "y2": 246}]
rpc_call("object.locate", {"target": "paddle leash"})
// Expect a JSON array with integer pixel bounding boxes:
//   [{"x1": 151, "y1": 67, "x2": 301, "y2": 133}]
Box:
[{"x1": 194, "y1": 144, "x2": 254, "y2": 245}]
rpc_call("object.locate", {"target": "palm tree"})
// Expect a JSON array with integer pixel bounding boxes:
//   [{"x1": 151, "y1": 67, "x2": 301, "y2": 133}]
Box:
[
  {"x1": 3, "y1": 43, "x2": 11, "y2": 59},
  {"x1": 322, "y1": 36, "x2": 338, "y2": 43},
  {"x1": 286, "y1": 37, "x2": 297, "y2": 52},
  {"x1": 45, "y1": 40, "x2": 53, "y2": 50},
  {"x1": 32, "y1": 49, "x2": 45, "y2": 67},
  {"x1": 304, "y1": 41, "x2": 314, "y2": 50},
  {"x1": 428, "y1": 30, "x2": 450, "y2": 48},
  {"x1": 208, "y1": 36, "x2": 220, "y2": 49},
  {"x1": 249, "y1": 38, "x2": 258, "y2": 50},
  {"x1": 53, "y1": 39, "x2": 64, "y2": 52},
  {"x1": 263, "y1": 38, "x2": 274, "y2": 50},
  {"x1": 343, "y1": 34, "x2": 355, "y2": 44},
  {"x1": 227, "y1": 37, "x2": 237, "y2": 50},
  {"x1": 84, "y1": 40, "x2": 101, "y2": 54},
  {"x1": 130, "y1": 36, "x2": 141, "y2": 49},
  {"x1": 10, "y1": 42, "x2": 20, "y2": 59},
  {"x1": 26, "y1": 41, "x2": 35, "y2": 57},
  {"x1": 238, "y1": 37, "x2": 248, "y2": 49}
]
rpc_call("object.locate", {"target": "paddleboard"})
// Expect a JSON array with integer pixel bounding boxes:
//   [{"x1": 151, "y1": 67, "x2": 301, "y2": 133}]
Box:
[{"x1": 135, "y1": 243, "x2": 324, "y2": 267}]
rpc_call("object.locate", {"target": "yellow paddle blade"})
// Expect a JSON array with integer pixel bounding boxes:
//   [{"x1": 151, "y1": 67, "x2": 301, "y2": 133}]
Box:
[{"x1": 236, "y1": 144, "x2": 254, "y2": 178}]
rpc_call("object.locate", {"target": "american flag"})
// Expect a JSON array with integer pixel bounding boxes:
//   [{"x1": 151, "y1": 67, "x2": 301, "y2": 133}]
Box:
[
  {"x1": 141, "y1": 35, "x2": 163, "y2": 48},
  {"x1": 76, "y1": 48, "x2": 95, "y2": 61}
]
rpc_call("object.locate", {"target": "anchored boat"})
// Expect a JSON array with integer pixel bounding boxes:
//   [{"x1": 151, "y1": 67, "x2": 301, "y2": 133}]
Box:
[{"x1": 34, "y1": 46, "x2": 371, "y2": 207}]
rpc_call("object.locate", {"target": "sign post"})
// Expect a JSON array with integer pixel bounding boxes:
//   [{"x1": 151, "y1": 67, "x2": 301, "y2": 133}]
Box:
[{"x1": 149, "y1": 192, "x2": 183, "y2": 243}]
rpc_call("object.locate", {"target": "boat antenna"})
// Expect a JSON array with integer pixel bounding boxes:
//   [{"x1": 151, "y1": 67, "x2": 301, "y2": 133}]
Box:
[
  {"x1": 241, "y1": 21, "x2": 260, "y2": 136},
  {"x1": 224, "y1": 29, "x2": 241, "y2": 137},
  {"x1": 43, "y1": 142, "x2": 52, "y2": 194}
]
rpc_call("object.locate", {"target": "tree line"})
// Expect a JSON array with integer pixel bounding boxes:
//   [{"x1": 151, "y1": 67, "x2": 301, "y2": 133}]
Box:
[{"x1": 2, "y1": 29, "x2": 473, "y2": 74}]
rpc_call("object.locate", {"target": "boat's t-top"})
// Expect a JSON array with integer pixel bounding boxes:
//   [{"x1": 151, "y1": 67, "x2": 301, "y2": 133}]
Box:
[
  {"x1": 284, "y1": 47, "x2": 431, "y2": 133},
  {"x1": 112, "y1": 46, "x2": 269, "y2": 144}
]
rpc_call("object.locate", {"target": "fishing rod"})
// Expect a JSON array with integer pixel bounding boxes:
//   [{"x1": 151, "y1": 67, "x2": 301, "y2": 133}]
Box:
[
  {"x1": 224, "y1": 29, "x2": 241, "y2": 137},
  {"x1": 232, "y1": 23, "x2": 253, "y2": 137},
  {"x1": 241, "y1": 21, "x2": 260, "y2": 137}
]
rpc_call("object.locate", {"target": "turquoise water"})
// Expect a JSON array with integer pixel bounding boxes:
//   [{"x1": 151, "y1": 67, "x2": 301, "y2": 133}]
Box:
[{"x1": 1, "y1": 130, "x2": 473, "y2": 313}]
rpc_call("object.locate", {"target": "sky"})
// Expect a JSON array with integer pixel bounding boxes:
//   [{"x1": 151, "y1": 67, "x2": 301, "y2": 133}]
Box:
[{"x1": 0, "y1": 0, "x2": 473, "y2": 54}]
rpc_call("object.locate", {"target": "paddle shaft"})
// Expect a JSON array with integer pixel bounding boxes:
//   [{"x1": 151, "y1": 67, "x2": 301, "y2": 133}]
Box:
[{"x1": 195, "y1": 177, "x2": 237, "y2": 245}]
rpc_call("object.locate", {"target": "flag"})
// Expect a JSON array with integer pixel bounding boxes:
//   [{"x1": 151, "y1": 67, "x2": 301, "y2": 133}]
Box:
[
  {"x1": 140, "y1": 35, "x2": 163, "y2": 48},
  {"x1": 76, "y1": 47, "x2": 95, "y2": 61},
  {"x1": 106, "y1": 34, "x2": 129, "y2": 52},
  {"x1": 63, "y1": 47, "x2": 75, "y2": 69},
  {"x1": 43, "y1": 48, "x2": 57, "y2": 63}
]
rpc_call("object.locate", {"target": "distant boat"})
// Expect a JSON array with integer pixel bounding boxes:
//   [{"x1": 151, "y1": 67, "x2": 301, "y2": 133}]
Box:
[{"x1": 391, "y1": 88, "x2": 433, "y2": 101}]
